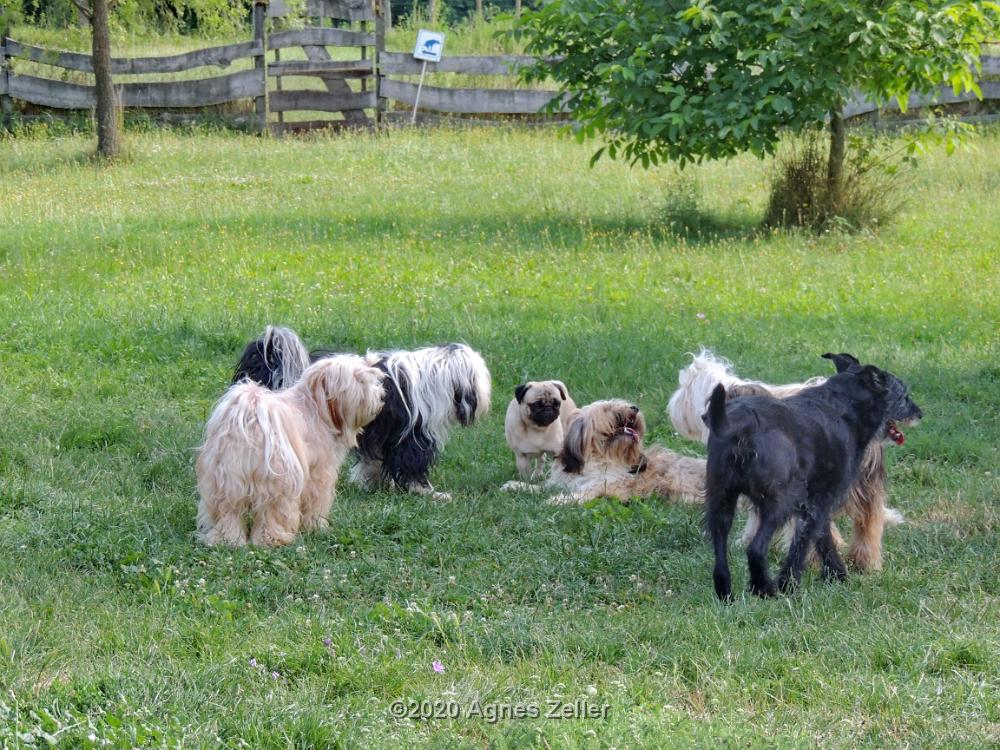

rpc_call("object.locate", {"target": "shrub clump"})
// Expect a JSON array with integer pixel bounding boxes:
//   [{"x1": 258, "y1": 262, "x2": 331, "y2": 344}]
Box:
[{"x1": 765, "y1": 130, "x2": 908, "y2": 232}]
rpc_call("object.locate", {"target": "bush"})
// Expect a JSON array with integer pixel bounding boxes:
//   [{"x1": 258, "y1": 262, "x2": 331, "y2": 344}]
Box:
[{"x1": 765, "y1": 129, "x2": 908, "y2": 232}]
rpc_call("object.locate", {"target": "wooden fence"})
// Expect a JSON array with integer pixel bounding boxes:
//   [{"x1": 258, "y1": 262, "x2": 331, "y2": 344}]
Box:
[{"x1": 0, "y1": 2, "x2": 997, "y2": 133}]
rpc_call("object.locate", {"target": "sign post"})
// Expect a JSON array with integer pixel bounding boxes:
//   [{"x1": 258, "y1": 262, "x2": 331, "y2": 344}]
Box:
[{"x1": 411, "y1": 29, "x2": 445, "y2": 124}]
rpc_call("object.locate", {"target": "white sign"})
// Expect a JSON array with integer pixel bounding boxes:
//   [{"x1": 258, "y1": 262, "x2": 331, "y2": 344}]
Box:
[{"x1": 413, "y1": 29, "x2": 445, "y2": 63}]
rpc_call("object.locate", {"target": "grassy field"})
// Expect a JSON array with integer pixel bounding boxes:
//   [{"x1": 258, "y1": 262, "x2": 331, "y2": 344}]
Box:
[{"x1": 0, "y1": 124, "x2": 998, "y2": 748}]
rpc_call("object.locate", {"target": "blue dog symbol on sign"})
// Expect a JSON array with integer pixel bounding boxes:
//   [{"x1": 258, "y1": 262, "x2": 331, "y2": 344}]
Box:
[{"x1": 414, "y1": 29, "x2": 445, "y2": 62}]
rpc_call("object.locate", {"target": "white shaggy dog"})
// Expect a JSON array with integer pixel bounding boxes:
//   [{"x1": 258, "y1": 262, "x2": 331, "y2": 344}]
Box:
[
  {"x1": 196, "y1": 355, "x2": 385, "y2": 547},
  {"x1": 667, "y1": 349, "x2": 904, "y2": 570}
]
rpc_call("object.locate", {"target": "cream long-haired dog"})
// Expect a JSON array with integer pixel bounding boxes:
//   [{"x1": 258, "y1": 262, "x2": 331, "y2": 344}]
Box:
[
  {"x1": 196, "y1": 355, "x2": 385, "y2": 548},
  {"x1": 667, "y1": 349, "x2": 904, "y2": 570},
  {"x1": 504, "y1": 399, "x2": 705, "y2": 506}
]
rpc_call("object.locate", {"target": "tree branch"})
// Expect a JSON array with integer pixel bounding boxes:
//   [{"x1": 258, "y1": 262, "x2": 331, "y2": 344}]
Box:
[{"x1": 69, "y1": 0, "x2": 93, "y2": 21}]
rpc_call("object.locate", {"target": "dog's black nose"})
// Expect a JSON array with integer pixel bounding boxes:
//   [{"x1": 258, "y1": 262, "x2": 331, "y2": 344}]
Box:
[{"x1": 629, "y1": 404, "x2": 639, "y2": 414}]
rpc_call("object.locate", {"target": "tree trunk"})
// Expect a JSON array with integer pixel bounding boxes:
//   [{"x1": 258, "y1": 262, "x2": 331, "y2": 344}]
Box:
[
  {"x1": 91, "y1": 0, "x2": 121, "y2": 159},
  {"x1": 826, "y1": 109, "x2": 845, "y2": 212}
]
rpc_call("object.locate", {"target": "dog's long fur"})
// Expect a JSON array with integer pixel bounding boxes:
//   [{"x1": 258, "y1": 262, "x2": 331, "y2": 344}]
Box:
[
  {"x1": 350, "y1": 343, "x2": 491, "y2": 498},
  {"x1": 197, "y1": 355, "x2": 385, "y2": 547},
  {"x1": 504, "y1": 399, "x2": 705, "y2": 506},
  {"x1": 667, "y1": 349, "x2": 903, "y2": 570},
  {"x1": 704, "y1": 354, "x2": 922, "y2": 600},
  {"x1": 231, "y1": 325, "x2": 313, "y2": 391},
  {"x1": 231, "y1": 327, "x2": 491, "y2": 499}
]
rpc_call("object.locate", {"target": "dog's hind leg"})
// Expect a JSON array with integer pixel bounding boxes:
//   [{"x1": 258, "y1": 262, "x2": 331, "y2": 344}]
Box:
[
  {"x1": 746, "y1": 504, "x2": 787, "y2": 598},
  {"x1": 706, "y1": 486, "x2": 741, "y2": 601},
  {"x1": 300, "y1": 465, "x2": 336, "y2": 532},
  {"x1": 845, "y1": 443, "x2": 889, "y2": 571},
  {"x1": 751, "y1": 481, "x2": 810, "y2": 596},
  {"x1": 250, "y1": 493, "x2": 301, "y2": 548},
  {"x1": 776, "y1": 515, "x2": 816, "y2": 593},
  {"x1": 816, "y1": 525, "x2": 848, "y2": 582},
  {"x1": 386, "y1": 434, "x2": 443, "y2": 497}
]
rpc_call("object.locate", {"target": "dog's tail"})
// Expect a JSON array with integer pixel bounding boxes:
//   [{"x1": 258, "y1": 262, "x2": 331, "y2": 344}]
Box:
[
  {"x1": 704, "y1": 383, "x2": 729, "y2": 437},
  {"x1": 232, "y1": 325, "x2": 312, "y2": 390},
  {"x1": 197, "y1": 385, "x2": 307, "y2": 515}
]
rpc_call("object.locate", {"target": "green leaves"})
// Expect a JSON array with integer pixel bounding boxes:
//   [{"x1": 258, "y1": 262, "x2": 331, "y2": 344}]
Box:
[{"x1": 514, "y1": 0, "x2": 998, "y2": 168}]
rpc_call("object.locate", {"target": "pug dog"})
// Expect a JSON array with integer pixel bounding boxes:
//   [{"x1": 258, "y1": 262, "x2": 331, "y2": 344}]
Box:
[{"x1": 505, "y1": 380, "x2": 578, "y2": 479}]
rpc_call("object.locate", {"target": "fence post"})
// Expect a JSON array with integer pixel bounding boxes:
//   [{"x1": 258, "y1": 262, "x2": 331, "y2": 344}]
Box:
[
  {"x1": 252, "y1": 0, "x2": 269, "y2": 135},
  {"x1": 1, "y1": 19, "x2": 12, "y2": 129},
  {"x1": 374, "y1": 0, "x2": 386, "y2": 128}
]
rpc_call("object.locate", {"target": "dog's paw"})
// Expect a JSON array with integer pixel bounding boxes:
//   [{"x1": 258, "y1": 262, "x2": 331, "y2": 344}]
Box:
[
  {"x1": 547, "y1": 493, "x2": 582, "y2": 506},
  {"x1": 430, "y1": 491, "x2": 453, "y2": 502},
  {"x1": 502, "y1": 481, "x2": 544, "y2": 495},
  {"x1": 301, "y1": 516, "x2": 330, "y2": 532},
  {"x1": 750, "y1": 579, "x2": 778, "y2": 598},
  {"x1": 821, "y1": 564, "x2": 848, "y2": 582},
  {"x1": 777, "y1": 573, "x2": 796, "y2": 593}
]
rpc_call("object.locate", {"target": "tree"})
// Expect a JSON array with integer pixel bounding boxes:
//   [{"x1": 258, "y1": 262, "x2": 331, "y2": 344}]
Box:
[
  {"x1": 516, "y1": 1, "x2": 998, "y2": 207},
  {"x1": 70, "y1": 0, "x2": 121, "y2": 158}
]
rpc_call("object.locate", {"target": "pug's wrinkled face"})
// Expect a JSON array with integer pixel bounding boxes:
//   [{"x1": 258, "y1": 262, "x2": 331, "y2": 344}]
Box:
[{"x1": 515, "y1": 381, "x2": 569, "y2": 427}]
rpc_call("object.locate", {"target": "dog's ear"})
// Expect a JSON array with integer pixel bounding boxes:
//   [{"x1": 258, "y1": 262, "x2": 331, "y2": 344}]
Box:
[
  {"x1": 858, "y1": 365, "x2": 888, "y2": 393},
  {"x1": 306, "y1": 364, "x2": 345, "y2": 434},
  {"x1": 514, "y1": 383, "x2": 530, "y2": 404},
  {"x1": 558, "y1": 415, "x2": 591, "y2": 474},
  {"x1": 553, "y1": 381, "x2": 568, "y2": 401},
  {"x1": 822, "y1": 352, "x2": 861, "y2": 373}
]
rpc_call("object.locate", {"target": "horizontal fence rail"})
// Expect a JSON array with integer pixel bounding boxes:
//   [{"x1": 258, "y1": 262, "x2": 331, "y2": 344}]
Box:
[
  {"x1": 381, "y1": 78, "x2": 559, "y2": 115},
  {"x1": 4, "y1": 38, "x2": 261, "y2": 74},
  {"x1": 378, "y1": 51, "x2": 539, "y2": 76},
  {"x1": 843, "y1": 78, "x2": 1000, "y2": 119},
  {"x1": 267, "y1": 28, "x2": 375, "y2": 50},
  {"x1": 270, "y1": 89, "x2": 375, "y2": 113},
  {"x1": 8, "y1": 69, "x2": 263, "y2": 109}
]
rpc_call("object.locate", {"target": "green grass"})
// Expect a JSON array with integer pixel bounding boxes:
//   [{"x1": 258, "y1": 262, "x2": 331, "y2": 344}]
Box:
[{"x1": 0, "y1": 125, "x2": 998, "y2": 748}]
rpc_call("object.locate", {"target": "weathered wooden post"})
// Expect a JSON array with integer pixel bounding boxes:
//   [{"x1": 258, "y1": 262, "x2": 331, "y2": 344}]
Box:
[
  {"x1": 374, "y1": 0, "x2": 386, "y2": 128},
  {"x1": 0, "y1": 18, "x2": 11, "y2": 129},
  {"x1": 252, "y1": 0, "x2": 269, "y2": 135}
]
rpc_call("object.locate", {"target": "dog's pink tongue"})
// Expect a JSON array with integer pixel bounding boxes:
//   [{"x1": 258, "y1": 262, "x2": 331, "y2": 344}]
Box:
[
  {"x1": 888, "y1": 422, "x2": 905, "y2": 445},
  {"x1": 623, "y1": 427, "x2": 638, "y2": 439}
]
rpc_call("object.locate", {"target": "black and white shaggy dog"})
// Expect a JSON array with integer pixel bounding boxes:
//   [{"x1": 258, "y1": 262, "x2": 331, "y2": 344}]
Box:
[
  {"x1": 231, "y1": 326, "x2": 313, "y2": 391},
  {"x1": 231, "y1": 326, "x2": 491, "y2": 500},
  {"x1": 704, "y1": 353, "x2": 922, "y2": 601}
]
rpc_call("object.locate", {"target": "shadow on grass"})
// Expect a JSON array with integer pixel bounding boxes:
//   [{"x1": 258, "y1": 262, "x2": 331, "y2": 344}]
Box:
[
  {"x1": 660, "y1": 206, "x2": 762, "y2": 243},
  {"x1": 1, "y1": 206, "x2": 763, "y2": 258}
]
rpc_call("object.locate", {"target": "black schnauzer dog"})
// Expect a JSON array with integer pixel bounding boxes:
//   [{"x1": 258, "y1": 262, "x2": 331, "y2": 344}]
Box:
[{"x1": 704, "y1": 353, "x2": 922, "y2": 601}]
